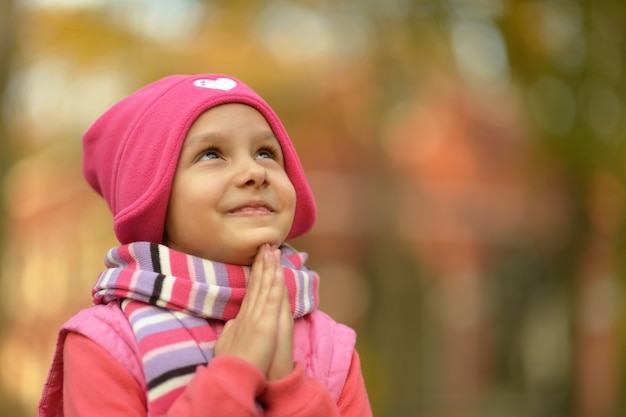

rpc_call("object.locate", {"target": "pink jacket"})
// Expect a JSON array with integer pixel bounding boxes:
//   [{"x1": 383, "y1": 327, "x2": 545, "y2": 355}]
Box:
[{"x1": 39, "y1": 302, "x2": 364, "y2": 416}]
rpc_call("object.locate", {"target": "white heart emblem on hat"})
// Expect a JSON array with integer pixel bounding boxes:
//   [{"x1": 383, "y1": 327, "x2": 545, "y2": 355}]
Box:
[{"x1": 193, "y1": 78, "x2": 237, "y2": 91}]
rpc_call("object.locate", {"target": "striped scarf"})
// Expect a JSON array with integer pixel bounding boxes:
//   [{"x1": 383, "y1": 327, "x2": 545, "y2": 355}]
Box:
[{"x1": 92, "y1": 242, "x2": 319, "y2": 417}]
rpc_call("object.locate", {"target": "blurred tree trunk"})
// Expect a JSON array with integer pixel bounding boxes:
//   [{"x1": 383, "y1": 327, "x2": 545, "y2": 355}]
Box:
[
  {"x1": 0, "y1": 0, "x2": 13, "y2": 231},
  {"x1": 0, "y1": 0, "x2": 17, "y2": 414}
]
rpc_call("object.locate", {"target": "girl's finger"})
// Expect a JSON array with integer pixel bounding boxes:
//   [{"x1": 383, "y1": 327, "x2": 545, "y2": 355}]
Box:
[
  {"x1": 267, "y1": 251, "x2": 294, "y2": 380},
  {"x1": 256, "y1": 247, "x2": 283, "y2": 315},
  {"x1": 241, "y1": 244, "x2": 269, "y2": 313}
]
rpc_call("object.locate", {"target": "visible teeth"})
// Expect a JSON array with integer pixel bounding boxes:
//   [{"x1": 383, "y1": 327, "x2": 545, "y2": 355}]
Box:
[{"x1": 238, "y1": 207, "x2": 269, "y2": 213}]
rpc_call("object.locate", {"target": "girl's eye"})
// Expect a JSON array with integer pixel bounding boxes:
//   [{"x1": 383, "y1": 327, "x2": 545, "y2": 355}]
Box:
[
  {"x1": 199, "y1": 149, "x2": 220, "y2": 161},
  {"x1": 256, "y1": 145, "x2": 280, "y2": 161}
]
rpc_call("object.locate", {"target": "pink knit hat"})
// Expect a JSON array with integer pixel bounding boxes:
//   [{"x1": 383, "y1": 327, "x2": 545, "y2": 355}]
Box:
[{"x1": 83, "y1": 74, "x2": 316, "y2": 244}]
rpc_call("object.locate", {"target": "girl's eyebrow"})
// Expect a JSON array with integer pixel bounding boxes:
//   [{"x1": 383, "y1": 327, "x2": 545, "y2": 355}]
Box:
[
  {"x1": 246, "y1": 130, "x2": 280, "y2": 144},
  {"x1": 183, "y1": 132, "x2": 221, "y2": 149}
]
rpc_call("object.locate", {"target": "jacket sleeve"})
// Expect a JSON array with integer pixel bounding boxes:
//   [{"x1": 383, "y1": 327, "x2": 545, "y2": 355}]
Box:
[
  {"x1": 260, "y1": 350, "x2": 372, "y2": 417},
  {"x1": 63, "y1": 332, "x2": 146, "y2": 417},
  {"x1": 336, "y1": 351, "x2": 373, "y2": 417}
]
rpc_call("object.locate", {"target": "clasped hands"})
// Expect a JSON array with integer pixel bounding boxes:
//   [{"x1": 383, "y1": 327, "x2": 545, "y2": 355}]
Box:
[{"x1": 215, "y1": 244, "x2": 294, "y2": 381}]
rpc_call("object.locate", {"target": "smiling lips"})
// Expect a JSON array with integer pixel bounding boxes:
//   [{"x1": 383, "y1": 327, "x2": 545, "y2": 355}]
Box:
[{"x1": 229, "y1": 202, "x2": 274, "y2": 216}]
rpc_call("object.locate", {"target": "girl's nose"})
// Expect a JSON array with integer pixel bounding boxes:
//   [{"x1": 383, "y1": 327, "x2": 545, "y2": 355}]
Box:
[{"x1": 236, "y1": 157, "x2": 268, "y2": 188}]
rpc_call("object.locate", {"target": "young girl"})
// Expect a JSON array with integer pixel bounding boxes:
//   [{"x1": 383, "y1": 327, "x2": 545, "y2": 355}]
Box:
[{"x1": 38, "y1": 74, "x2": 372, "y2": 417}]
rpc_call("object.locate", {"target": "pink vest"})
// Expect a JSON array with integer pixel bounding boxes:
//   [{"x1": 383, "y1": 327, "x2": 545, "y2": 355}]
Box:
[{"x1": 38, "y1": 303, "x2": 355, "y2": 417}]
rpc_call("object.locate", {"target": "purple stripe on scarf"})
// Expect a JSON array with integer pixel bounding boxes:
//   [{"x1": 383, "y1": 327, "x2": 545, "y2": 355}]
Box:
[
  {"x1": 191, "y1": 256, "x2": 206, "y2": 284},
  {"x1": 192, "y1": 281, "x2": 209, "y2": 313},
  {"x1": 131, "y1": 307, "x2": 209, "y2": 327},
  {"x1": 295, "y1": 269, "x2": 307, "y2": 316},
  {"x1": 211, "y1": 286, "x2": 233, "y2": 317},
  {"x1": 106, "y1": 246, "x2": 126, "y2": 268},
  {"x1": 119, "y1": 270, "x2": 163, "y2": 298},
  {"x1": 131, "y1": 242, "x2": 158, "y2": 271},
  {"x1": 190, "y1": 257, "x2": 209, "y2": 313},
  {"x1": 132, "y1": 309, "x2": 208, "y2": 336},
  {"x1": 133, "y1": 321, "x2": 181, "y2": 342},
  {"x1": 104, "y1": 267, "x2": 123, "y2": 287},
  {"x1": 209, "y1": 262, "x2": 232, "y2": 317},
  {"x1": 128, "y1": 303, "x2": 167, "y2": 322},
  {"x1": 212, "y1": 262, "x2": 231, "y2": 287},
  {"x1": 143, "y1": 345, "x2": 211, "y2": 381}
]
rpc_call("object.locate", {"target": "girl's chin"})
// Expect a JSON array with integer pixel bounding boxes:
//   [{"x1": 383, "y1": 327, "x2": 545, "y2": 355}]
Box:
[
  {"x1": 165, "y1": 229, "x2": 287, "y2": 265},
  {"x1": 241, "y1": 230, "x2": 285, "y2": 249}
]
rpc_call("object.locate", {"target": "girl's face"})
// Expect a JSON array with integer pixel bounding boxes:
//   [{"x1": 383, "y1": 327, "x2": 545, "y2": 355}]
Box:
[{"x1": 164, "y1": 103, "x2": 296, "y2": 265}]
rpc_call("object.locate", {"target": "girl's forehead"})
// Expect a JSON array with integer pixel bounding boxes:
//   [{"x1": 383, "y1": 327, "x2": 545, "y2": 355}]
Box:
[
  {"x1": 183, "y1": 103, "x2": 278, "y2": 144},
  {"x1": 182, "y1": 130, "x2": 280, "y2": 149}
]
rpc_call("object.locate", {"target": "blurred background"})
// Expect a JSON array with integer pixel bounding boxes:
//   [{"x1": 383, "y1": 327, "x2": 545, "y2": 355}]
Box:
[{"x1": 1, "y1": 0, "x2": 625, "y2": 416}]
